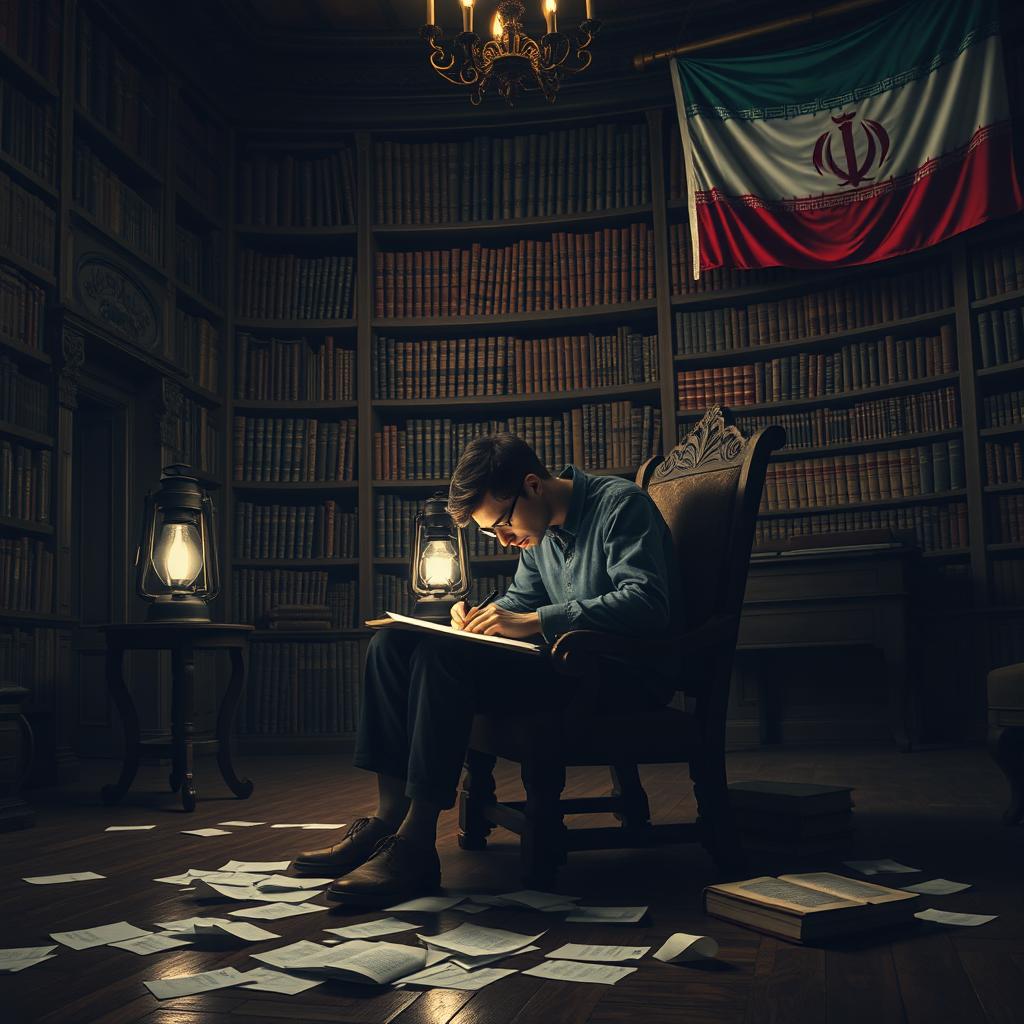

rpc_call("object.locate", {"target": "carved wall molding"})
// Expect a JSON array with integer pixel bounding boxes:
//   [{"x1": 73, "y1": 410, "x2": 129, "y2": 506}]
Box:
[
  {"x1": 159, "y1": 378, "x2": 185, "y2": 454},
  {"x1": 58, "y1": 328, "x2": 86, "y2": 410}
]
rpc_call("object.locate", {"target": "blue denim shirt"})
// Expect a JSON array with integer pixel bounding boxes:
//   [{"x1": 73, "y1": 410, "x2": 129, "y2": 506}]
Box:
[{"x1": 494, "y1": 465, "x2": 681, "y2": 696}]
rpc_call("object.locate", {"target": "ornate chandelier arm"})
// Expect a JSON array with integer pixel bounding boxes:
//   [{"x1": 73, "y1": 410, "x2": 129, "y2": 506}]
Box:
[{"x1": 420, "y1": 25, "x2": 484, "y2": 88}]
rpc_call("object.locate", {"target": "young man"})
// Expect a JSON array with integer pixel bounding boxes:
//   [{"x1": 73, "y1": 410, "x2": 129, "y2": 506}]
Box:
[{"x1": 294, "y1": 432, "x2": 681, "y2": 905}]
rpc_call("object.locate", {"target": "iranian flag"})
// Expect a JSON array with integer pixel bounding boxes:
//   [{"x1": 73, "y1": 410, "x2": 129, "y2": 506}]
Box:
[{"x1": 671, "y1": 0, "x2": 1024, "y2": 278}]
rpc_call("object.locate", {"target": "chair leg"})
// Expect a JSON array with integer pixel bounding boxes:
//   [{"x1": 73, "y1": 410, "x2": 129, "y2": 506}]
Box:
[
  {"x1": 520, "y1": 759, "x2": 566, "y2": 888},
  {"x1": 690, "y1": 752, "x2": 746, "y2": 876},
  {"x1": 458, "y1": 749, "x2": 497, "y2": 850},
  {"x1": 610, "y1": 764, "x2": 651, "y2": 830}
]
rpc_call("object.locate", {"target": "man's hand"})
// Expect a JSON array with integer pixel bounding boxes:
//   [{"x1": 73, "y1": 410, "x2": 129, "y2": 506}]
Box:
[
  {"x1": 450, "y1": 600, "x2": 469, "y2": 630},
  {"x1": 461, "y1": 606, "x2": 541, "y2": 639}
]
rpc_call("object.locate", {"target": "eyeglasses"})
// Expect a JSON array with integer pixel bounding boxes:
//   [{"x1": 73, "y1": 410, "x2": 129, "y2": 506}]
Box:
[{"x1": 478, "y1": 491, "x2": 521, "y2": 540}]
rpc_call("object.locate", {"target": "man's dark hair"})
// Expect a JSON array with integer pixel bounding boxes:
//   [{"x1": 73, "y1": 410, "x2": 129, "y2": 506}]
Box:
[{"x1": 447, "y1": 433, "x2": 551, "y2": 527}]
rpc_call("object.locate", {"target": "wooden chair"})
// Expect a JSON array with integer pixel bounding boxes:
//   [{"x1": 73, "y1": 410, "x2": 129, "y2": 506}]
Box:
[{"x1": 457, "y1": 405, "x2": 785, "y2": 886}]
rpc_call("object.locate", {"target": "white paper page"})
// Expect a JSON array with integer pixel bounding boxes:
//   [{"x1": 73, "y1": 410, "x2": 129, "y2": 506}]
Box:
[
  {"x1": 181, "y1": 828, "x2": 232, "y2": 837},
  {"x1": 238, "y1": 967, "x2": 323, "y2": 994},
  {"x1": 0, "y1": 946, "x2": 58, "y2": 972},
  {"x1": 459, "y1": 894, "x2": 509, "y2": 907},
  {"x1": 902, "y1": 878, "x2": 972, "y2": 895},
  {"x1": 153, "y1": 916, "x2": 212, "y2": 933},
  {"x1": 454, "y1": 903, "x2": 491, "y2": 914},
  {"x1": 914, "y1": 909, "x2": 997, "y2": 927},
  {"x1": 547, "y1": 943, "x2": 649, "y2": 962},
  {"x1": 251, "y1": 939, "x2": 351, "y2": 969},
  {"x1": 192, "y1": 879, "x2": 321, "y2": 903},
  {"x1": 324, "y1": 917, "x2": 418, "y2": 939},
  {"x1": 154, "y1": 873, "x2": 193, "y2": 886},
  {"x1": 195, "y1": 920, "x2": 280, "y2": 942},
  {"x1": 229, "y1": 902, "x2": 325, "y2": 921},
  {"x1": 399, "y1": 963, "x2": 516, "y2": 990},
  {"x1": 197, "y1": 871, "x2": 272, "y2": 886},
  {"x1": 384, "y1": 611, "x2": 544, "y2": 653},
  {"x1": 23, "y1": 871, "x2": 105, "y2": 885},
  {"x1": 104, "y1": 825, "x2": 156, "y2": 831},
  {"x1": 449, "y1": 945, "x2": 539, "y2": 969},
  {"x1": 652, "y1": 933, "x2": 719, "y2": 963},
  {"x1": 540, "y1": 903, "x2": 583, "y2": 912},
  {"x1": 418, "y1": 923, "x2": 544, "y2": 956},
  {"x1": 498, "y1": 889, "x2": 581, "y2": 910},
  {"x1": 220, "y1": 860, "x2": 291, "y2": 872},
  {"x1": 385, "y1": 895, "x2": 466, "y2": 913},
  {"x1": 565, "y1": 906, "x2": 648, "y2": 923},
  {"x1": 218, "y1": 821, "x2": 265, "y2": 827},
  {"x1": 330, "y1": 942, "x2": 427, "y2": 984},
  {"x1": 270, "y1": 823, "x2": 346, "y2": 830},
  {"x1": 256, "y1": 874, "x2": 334, "y2": 891},
  {"x1": 50, "y1": 922, "x2": 151, "y2": 950},
  {"x1": 524, "y1": 960, "x2": 637, "y2": 985},
  {"x1": 144, "y1": 966, "x2": 247, "y2": 1000},
  {"x1": 0, "y1": 954, "x2": 57, "y2": 973},
  {"x1": 109, "y1": 934, "x2": 192, "y2": 956},
  {"x1": 843, "y1": 858, "x2": 920, "y2": 875}
]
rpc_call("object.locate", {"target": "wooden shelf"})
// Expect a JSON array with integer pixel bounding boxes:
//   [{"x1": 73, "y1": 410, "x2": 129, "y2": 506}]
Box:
[
  {"x1": 176, "y1": 183, "x2": 226, "y2": 230},
  {"x1": 372, "y1": 468, "x2": 634, "y2": 489},
  {"x1": 174, "y1": 278, "x2": 225, "y2": 320},
  {"x1": 234, "y1": 318, "x2": 357, "y2": 332},
  {"x1": 372, "y1": 299, "x2": 658, "y2": 333},
  {"x1": 372, "y1": 554, "x2": 518, "y2": 566},
  {"x1": 673, "y1": 308, "x2": 957, "y2": 369},
  {"x1": 233, "y1": 399, "x2": 357, "y2": 412},
  {"x1": 985, "y1": 482, "x2": 1024, "y2": 494},
  {"x1": 970, "y1": 285, "x2": 1024, "y2": 312},
  {"x1": 0, "y1": 609, "x2": 74, "y2": 625},
  {"x1": 0, "y1": 334, "x2": 51, "y2": 367},
  {"x1": 987, "y1": 542, "x2": 1024, "y2": 553},
  {"x1": 173, "y1": 376, "x2": 222, "y2": 407},
  {"x1": 373, "y1": 381, "x2": 660, "y2": 414},
  {"x1": 0, "y1": 247, "x2": 56, "y2": 287},
  {"x1": 0, "y1": 516, "x2": 54, "y2": 537},
  {"x1": 70, "y1": 205, "x2": 167, "y2": 279},
  {"x1": 677, "y1": 372, "x2": 961, "y2": 419},
  {"x1": 236, "y1": 224, "x2": 357, "y2": 242},
  {"x1": 190, "y1": 470, "x2": 223, "y2": 489},
  {"x1": 74, "y1": 105, "x2": 163, "y2": 188},
  {"x1": 0, "y1": 149, "x2": 59, "y2": 201},
  {"x1": 232, "y1": 480, "x2": 358, "y2": 492},
  {"x1": 372, "y1": 204, "x2": 654, "y2": 241},
  {"x1": 980, "y1": 423, "x2": 1024, "y2": 438},
  {"x1": 0, "y1": 42, "x2": 59, "y2": 99},
  {"x1": 233, "y1": 558, "x2": 358, "y2": 568},
  {"x1": 976, "y1": 360, "x2": 1024, "y2": 383},
  {"x1": 772, "y1": 428, "x2": 963, "y2": 461},
  {"x1": 758, "y1": 489, "x2": 968, "y2": 519},
  {"x1": 0, "y1": 421, "x2": 55, "y2": 448},
  {"x1": 921, "y1": 548, "x2": 971, "y2": 559}
]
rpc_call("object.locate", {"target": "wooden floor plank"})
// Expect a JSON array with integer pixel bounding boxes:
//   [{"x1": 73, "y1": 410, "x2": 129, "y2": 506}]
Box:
[
  {"x1": 957, "y1": 950, "x2": 1024, "y2": 1024},
  {"x1": 824, "y1": 942, "x2": 905, "y2": 1024},
  {"x1": 890, "y1": 932, "x2": 987, "y2": 1024}
]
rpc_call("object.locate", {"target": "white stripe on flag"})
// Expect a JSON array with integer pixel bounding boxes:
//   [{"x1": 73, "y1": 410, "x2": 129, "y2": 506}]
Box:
[{"x1": 670, "y1": 60, "x2": 701, "y2": 281}]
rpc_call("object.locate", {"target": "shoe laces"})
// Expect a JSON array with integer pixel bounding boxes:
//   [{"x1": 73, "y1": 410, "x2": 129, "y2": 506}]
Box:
[
  {"x1": 344, "y1": 816, "x2": 373, "y2": 840},
  {"x1": 369, "y1": 834, "x2": 403, "y2": 861}
]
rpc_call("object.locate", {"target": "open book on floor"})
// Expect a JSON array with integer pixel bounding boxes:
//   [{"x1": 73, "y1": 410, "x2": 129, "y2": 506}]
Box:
[
  {"x1": 365, "y1": 612, "x2": 548, "y2": 656},
  {"x1": 704, "y1": 872, "x2": 920, "y2": 944}
]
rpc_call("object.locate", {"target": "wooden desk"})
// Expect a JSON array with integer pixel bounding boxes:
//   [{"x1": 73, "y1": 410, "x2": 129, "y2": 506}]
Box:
[
  {"x1": 739, "y1": 546, "x2": 919, "y2": 750},
  {"x1": 100, "y1": 623, "x2": 254, "y2": 811}
]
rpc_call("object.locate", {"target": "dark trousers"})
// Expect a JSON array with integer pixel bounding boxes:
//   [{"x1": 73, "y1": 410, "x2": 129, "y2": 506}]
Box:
[{"x1": 352, "y1": 627, "x2": 669, "y2": 810}]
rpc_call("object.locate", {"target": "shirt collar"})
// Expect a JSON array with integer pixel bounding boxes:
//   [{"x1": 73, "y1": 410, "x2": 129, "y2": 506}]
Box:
[{"x1": 550, "y1": 465, "x2": 586, "y2": 542}]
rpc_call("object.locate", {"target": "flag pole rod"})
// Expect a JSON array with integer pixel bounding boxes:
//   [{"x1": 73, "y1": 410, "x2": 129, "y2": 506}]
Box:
[{"x1": 632, "y1": 0, "x2": 889, "y2": 71}]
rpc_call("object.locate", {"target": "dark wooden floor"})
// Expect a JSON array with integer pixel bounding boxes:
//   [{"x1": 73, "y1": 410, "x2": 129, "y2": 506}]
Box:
[{"x1": 2, "y1": 743, "x2": 1022, "y2": 1024}]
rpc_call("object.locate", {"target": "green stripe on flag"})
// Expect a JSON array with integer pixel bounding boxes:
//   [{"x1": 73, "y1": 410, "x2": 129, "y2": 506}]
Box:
[{"x1": 674, "y1": 0, "x2": 998, "y2": 121}]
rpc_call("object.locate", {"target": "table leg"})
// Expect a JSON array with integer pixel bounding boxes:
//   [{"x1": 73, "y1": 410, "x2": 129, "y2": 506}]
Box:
[
  {"x1": 100, "y1": 645, "x2": 140, "y2": 805},
  {"x1": 216, "y1": 646, "x2": 253, "y2": 799},
  {"x1": 172, "y1": 646, "x2": 198, "y2": 811}
]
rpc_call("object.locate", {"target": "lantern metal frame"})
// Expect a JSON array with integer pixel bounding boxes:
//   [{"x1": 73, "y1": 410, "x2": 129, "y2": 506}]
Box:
[
  {"x1": 135, "y1": 464, "x2": 220, "y2": 624},
  {"x1": 408, "y1": 493, "x2": 472, "y2": 622}
]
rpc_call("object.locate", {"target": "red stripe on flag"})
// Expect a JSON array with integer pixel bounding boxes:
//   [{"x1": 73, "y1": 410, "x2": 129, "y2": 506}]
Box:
[{"x1": 695, "y1": 125, "x2": 1024, "y2": 272}]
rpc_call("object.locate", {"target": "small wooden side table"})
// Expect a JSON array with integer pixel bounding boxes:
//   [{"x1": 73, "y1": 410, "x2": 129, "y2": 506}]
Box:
[{"x1": 99, "y1": 623, "x2": 254, "y2": 811}]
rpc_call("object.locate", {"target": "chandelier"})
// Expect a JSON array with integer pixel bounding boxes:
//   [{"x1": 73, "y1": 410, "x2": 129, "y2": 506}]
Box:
[{"x1": 421, "y1": 0, "x2": 601, "y2": 106}]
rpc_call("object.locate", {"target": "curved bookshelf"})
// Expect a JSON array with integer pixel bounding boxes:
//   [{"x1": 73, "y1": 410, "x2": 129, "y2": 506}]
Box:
[
  {"x1": 771, "y1": 428, "x2": 963, "y2": 461},
  {"x1": 0, "y1": 148, "x2": 59, "y2": 201},
  {"x1": 758, "y1": 489, "x2": 968, "y2": 520},
  {"x1": 372, "y1": 381, "x2": 660, "y2": 413},
  {"x1": 235, "y1": 317, "x2": 357, "y2": 332},
  {"x1": 233, "y1": 399, "x2": 357, "y2": 412}
]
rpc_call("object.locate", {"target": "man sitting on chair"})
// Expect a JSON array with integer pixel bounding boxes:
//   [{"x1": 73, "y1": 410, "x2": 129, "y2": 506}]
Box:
[{"x1": 294, "y1": 432, "x2": 681, "y2": 905}]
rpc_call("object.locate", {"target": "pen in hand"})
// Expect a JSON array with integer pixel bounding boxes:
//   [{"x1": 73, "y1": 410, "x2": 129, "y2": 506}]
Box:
[{"x1": 460, "y1": 588, "x2": 498, "y2": 629}]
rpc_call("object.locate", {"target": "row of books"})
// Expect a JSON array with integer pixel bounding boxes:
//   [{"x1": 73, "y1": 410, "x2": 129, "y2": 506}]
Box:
[
  {"x1": 992, "y1": 494, "x2": 1024, "y2": 544},
  {"x1": 0, "y1": 441, "x2": 50, "y2": 523},
  {"x1": 761, "y1": 441, "x2": 965, "y2": 513},
  {"x1": 0, "y1": 625, "x2": 57, "y2": 712},
  {"x1": 167, "y1": 398, "x2": 219, "y2": 479},
  {"x1": 970, "y1": 237, "x2": 1024, "y2": 299},
  {"x1": 0, "y1": 535, "x2": 52, "y2": 612},
  {"x1": 0, "y1": 170, "x2": 55, "y2": 272},
  {"x1": 374, "y1": 223, "x2": 657, "y2": 318},
  {"x1": 667, "y1": 220, "x2": 797, "y2": 294},
  {"x1": 983, "y1": 388, "x2": 1024, "y2": 428},
  {"x1": 234, "y1": 332, "x2": 355, "y2": 402},
  {"x1": 231, "y1": 570, "x2": 357, "y2": 628},
  {"x1": 372, "y1": 329, "x2": 659, "y2": 399},
  {"x1": 237, "y1": 149, "x2": 357, "y2": 228},
  {"x1": 170, "y1": 310, "x2": 220, "y2": 393},
  {"x1": 176, "y1": 96, "x2": 223, "y2": 217},
  {"x1": 0, "y1": 0, "x2": 61, "y2": 85},
  {"x1": 991, "y1": 559, "x2": 1024, "y2": 605},
  {"x1": 976, "y1": 305, "x2": 1023, "y2": 367},
  {"x1": 72, "y1": 142, "x2": 161, "y2": 261},
  {"x1": 75, "y1": 8, "x2": 160, "y2": 168},
  {"x1": 372, "y1": 122, "x2": 651, "y2": 225},
  {"x1": 175, "y1": 223, "x2": 223, "y2": 305},
  {"x1": 673, "y1": 266, "x2": 953, "y2": 353},
  {"x1": 676, "y1": 334, "x2": 954, "y2": 410},
  {"x1": 0, "y1": 353, "x2": 48, "y2": 432},
  {"x1": 0, "y1": 262, "x2": 44, "y2": 349},
  {"x1": 373, "y1": 405, "x2": 662, "y2": 480},
  {"x1": 754, "y1": 502, "x2": 968, "y2": 553},
  {"x1": 232, "y1": 416, "x2": 357, "y2": 483},
  {"x1": 240, "y1": 640, "x2": 362, "y2": 736},
  {"x1": 0, "y1": 75, "x2": 57, "y2": 184},
  {"x1": 234, "y1": 500, "x2": 359, "y2": 561},
  {"x1": 985, "y1": 440, "x2": 1024, "y2": 486},
  {"x1": 734, "y1": 387, "x2": 960, "y2": 452},
  {"x1": 373, "y1": 494, "x2": 504, "y2": 560},
  {"x1": 236, "y1": 250, "x2": 356, "y2": 321},
  {"x1": 373, "y1": 571, "x2": 516, "y2": 618}
]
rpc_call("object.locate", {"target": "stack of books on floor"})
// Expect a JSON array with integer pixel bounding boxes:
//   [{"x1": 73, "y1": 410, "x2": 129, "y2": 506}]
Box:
[
  {"x1": 729, "y1": 780, "x2": 854, "y2": 860},
  {"x1": 264, "y1": 604, "x2": 331, "y2": 631}
]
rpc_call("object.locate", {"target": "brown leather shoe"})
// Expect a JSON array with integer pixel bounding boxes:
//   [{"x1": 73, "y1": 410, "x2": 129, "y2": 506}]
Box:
[
  {"x1": 326, "y1": 834, "x2": 441, "y2": 907},
  {"x1": 292, "y1": 816, "x2": 394, "y2": 877}
]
